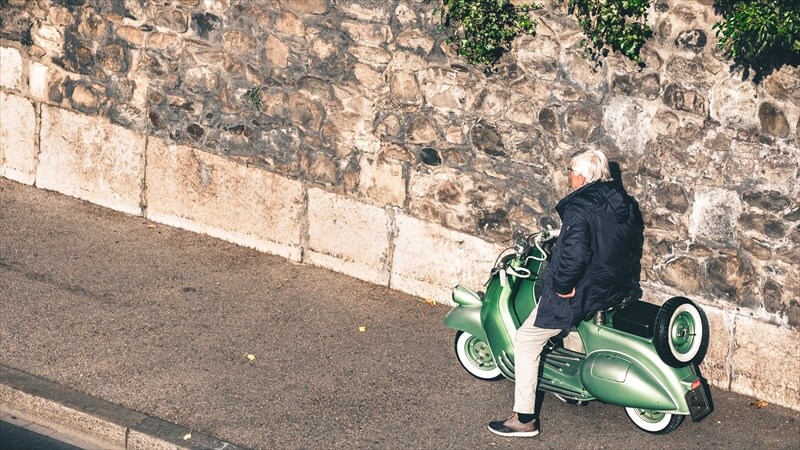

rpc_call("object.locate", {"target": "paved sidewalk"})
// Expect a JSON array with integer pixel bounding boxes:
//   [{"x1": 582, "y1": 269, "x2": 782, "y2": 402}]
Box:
[{"x1": 0, "y1": 178, "x2": 798, "y2": 449}]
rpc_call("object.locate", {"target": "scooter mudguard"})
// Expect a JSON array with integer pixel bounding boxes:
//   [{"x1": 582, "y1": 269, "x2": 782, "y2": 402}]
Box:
[
  {"x1": 444, "y1": 304, "x2": 487, "y2": 344},
  {"x1": 579, "y1": 322, "x2": 695, "y2": 414}
]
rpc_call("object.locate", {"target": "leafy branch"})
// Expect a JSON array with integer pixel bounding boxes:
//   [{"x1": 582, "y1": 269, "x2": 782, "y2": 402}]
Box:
[
  {"x1": 713, "y1": 0, "x2": 800, "y2": 79},
  {"x1": 563, "y1": 0, "x2": 652, "y2": 66},
  {"x1": 437, "y1": 0, "x2": 542, "y2": 67}
]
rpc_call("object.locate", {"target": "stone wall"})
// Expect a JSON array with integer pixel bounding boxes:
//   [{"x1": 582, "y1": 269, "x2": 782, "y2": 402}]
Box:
[{"x1": 1, "y1": 0, "x2": 798, "y2": 410}]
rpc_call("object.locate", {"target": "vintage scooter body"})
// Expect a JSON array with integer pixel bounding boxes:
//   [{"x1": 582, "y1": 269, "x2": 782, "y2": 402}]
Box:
[{"x1": 444, "y1": 230, "x2": 713, "y2": 434}]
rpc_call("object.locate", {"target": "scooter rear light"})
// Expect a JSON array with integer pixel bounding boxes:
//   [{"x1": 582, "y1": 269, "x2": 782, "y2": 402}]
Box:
[{"x1": 691, "y1": 379, "x2": 702, "y2": 390}]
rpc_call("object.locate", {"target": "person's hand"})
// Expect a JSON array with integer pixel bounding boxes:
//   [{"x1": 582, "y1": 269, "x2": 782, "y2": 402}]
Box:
[{"x1": 557, "y1": 287, "x2": 576, "y2": 298}]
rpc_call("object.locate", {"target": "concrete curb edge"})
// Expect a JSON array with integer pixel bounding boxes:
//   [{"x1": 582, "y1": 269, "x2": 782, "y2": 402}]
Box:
[{"x1": 0, "y1": 364, "x2": 245, "y2": 450}]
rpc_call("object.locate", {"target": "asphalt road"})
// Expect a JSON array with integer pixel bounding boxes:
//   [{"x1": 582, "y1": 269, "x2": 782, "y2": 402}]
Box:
[{"x1": 0, "y1": 178, "x2": 798, "y2": 449}]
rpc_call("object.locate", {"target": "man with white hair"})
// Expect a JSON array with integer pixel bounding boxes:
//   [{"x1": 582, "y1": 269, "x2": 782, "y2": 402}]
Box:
[{"x1": 489, "y1": 148, "x2": 644, "y2": 437}]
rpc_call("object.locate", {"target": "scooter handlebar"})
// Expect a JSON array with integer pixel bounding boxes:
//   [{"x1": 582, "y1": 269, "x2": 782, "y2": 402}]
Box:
[
  {"x1": 511, "y1": 229, "x2": 561, "y2": 260},
  {"x1": 533, "y1": 228, "x2": 560, "y2": 245}
]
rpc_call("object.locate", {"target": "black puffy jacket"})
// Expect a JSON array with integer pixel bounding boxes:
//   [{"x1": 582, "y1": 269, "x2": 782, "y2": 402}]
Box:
[{"x1": 534, "y1": 180, "x2": 644, "y2": 329}]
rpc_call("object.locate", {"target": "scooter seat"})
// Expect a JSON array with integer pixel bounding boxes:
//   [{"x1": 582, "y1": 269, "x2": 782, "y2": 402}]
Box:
[{"x1": 610, "y1": 300, "x2": 660, "y2": 339}]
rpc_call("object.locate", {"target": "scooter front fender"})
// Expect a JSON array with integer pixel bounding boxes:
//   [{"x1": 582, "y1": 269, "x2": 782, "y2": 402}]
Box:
[{"x1": 444, "y1": 304, "x2": 487, "y2": 343}]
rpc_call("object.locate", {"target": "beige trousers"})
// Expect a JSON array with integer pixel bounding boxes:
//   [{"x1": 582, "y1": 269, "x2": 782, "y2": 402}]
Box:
[{"x1": 513, "y1": 307, "x2": 562, "y2": 414}]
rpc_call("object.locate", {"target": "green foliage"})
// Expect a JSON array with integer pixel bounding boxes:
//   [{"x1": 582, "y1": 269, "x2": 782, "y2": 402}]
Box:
[
  {"x1": 437, "y1": 0, "x2": 541, "y2": 67},
  {"x1": 245, "y1": 86, "x2": 262, "y2": 110},
  {"x1": 563, "y1": 0, "x2": 652, "y2": 66},
  {"x1": 20, "y1": 26, "x2": 33, "y2": 47},
  {"x1": 713, "y1": 0, "x2": 800, "y2": 77}
]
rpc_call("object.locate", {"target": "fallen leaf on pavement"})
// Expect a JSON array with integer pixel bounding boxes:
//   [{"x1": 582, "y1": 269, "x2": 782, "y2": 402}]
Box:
[
  {"x1": 247, "y1": 354, "x2": 256, "y2": 361},
  {"x1": 750, "y1": 399, "x2": 768, "y2": 409},
  {"x1": 424, "y1": 298, "x2": 437, "y2": 306}
]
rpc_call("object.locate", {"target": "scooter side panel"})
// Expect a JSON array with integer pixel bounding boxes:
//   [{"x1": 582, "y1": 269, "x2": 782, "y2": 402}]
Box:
[
  {"x1": 581, "y1": 351, "x2": 677, "y2": 411},
  {"x1": 444, "y1": 305, "x2": 487, "y2": 343},
  {"x1": 579, "y1": 322, "x2": 695, "y2": 414}
]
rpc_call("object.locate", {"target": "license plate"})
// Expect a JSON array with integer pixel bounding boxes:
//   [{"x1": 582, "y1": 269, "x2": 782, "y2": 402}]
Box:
[{"x1": 686, "y1": 380, "x2": 713, "y2": 422}]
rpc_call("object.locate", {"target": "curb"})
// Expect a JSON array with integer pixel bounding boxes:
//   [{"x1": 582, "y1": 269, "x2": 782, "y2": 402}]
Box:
[{"x1": 0, "y1": 365, "x2": 245, "y2": 450}]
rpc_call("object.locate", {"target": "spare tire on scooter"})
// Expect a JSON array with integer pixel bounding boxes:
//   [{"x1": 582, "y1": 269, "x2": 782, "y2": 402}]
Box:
[{"x1": 653, "y1": 297, "x2": 709, "y2": 368}]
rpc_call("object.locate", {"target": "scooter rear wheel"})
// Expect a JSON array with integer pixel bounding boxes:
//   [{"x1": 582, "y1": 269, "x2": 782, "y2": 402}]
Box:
[
  {"x1": 624, "y1": 407, "x2": 684, "y2": 434},
  {"x1": 654, "y1": 297, "x2": 709, "y2": 368},
  {"x1": 454, "y1": 331, "x2": 503, "y2": 381}
]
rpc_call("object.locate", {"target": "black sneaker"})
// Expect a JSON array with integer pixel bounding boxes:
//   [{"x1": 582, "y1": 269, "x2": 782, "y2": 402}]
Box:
[{"x1": 488, "y1": 414, "x2": 540, "y2": 437}]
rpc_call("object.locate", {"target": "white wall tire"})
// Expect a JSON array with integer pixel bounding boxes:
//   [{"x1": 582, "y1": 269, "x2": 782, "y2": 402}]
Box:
[
  {"x1": 454, "y1": 331, "x2": 503, "y2": 381},
  {"x1": 625, "y1": 407, "x2": 684, "y2": 434},
  {"x1": 668, "y1": 303, "x2": 702, "y2": 363},
  {"x1": 654, "y1": 297, "x2": 710, "y2": 368}
]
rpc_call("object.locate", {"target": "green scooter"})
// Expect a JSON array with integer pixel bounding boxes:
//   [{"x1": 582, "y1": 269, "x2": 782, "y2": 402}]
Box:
[{"x1": 444, "y1": 229, "x2": 713, "y2": 434}]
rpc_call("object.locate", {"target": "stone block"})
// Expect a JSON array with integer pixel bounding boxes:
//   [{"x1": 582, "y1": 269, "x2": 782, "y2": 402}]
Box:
[
  {"x1": 709, "y1": 76, "x2": 760, "y2": 129},
  {"x1": 347, "y1": 45, "x2": 391, "y2": 67},
  {"x1": 730, "y1": 316, "x2": 800, "y2": 409},
  {"x1": 145, "y1": 138, "x2": 304, "y2": 261},
  {"x1": 28, "y1": 61, "x2": 49, "y2": 101},
  {"x1": 32, "y1": 24, "x2": 64, "y2": 56},
  {"x1": 340, "y1": 1, "x2": 390, "y2": 21},
  {"x1": 388, "y1": 71, "x2": 421, "y2": 104},
  {"x1": 664, "y1": 83, "x2": 707, "y2": 116},
  {"x1": 341, "y1": 21, "x2": 392, "y2": 48},
  {"x1": 395, "y1": 29, "x2": 434, "y2": 53},
  {"x1": 37, "y1": 105, "x2": 145, "y2": 215},
  {"x1": 408, "y1": 167, "x2": 477, "y2": 232},
  {"x1": 306, "y1": 188, "x2": 391, "y2": 285},
  {"x1": 689, "y1": 188, "x2": 742, "y2": 245},
  {"x1": 514, "y1": 35, "x2": 559, "y2": 81},
  {"x1": 283, "y1": 0, "x2": 328, "y2": 14},
  {"x1": 0, "y1": 47, "x2": 23, "y2": 90},
  {"x1": 697, "y1": 304, "x2": 732, "y2": 389},
  {"x1": 264, "y1": 36, "x2": 289, "y2": 68},
  {"x1": 0, "y1": 92, "x2": 37, "y2": 185},
  {"x1": 358, "y1": 155, "x2": 405, "y2": 207},
  {"x1": 275, "y1": 10, "x2": 304, "y2": 36},
  {"x1": 603, "y1": 96, "x2": 655, "y2": 156},
  {"x1": 394, "y1": 3, "x2": 416, "y2": 26},
  {"x1": 391, "y1": 214, "x2": 503, "y2": 302},
  {"x1": 655, "y1": 256, "x2": 701, "y2": 294}
]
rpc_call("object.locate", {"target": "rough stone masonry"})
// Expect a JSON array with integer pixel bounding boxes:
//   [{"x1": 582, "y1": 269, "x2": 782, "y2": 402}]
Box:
[{"x1": 0, "y1": 0, "x2": 798, "y2": 409}]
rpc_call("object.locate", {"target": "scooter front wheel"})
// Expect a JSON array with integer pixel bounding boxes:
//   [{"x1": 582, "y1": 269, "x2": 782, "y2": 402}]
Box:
[
  {"x1": 624, "y1": 407, "x2": 684, "y2": 434},
  {"x1": 454, "y1": 331, "x2": 503, "y2": 381}
]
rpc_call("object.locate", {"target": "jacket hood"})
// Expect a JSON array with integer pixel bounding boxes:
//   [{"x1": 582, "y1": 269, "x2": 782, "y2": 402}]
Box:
[{"x1": 556, "y1": 181, "x2": 632, "y2": 223}]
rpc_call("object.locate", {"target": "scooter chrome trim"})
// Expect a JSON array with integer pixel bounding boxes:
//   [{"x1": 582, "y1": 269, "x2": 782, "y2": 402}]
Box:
[{"x1": 497, "y1": 350, "x2": 515, "y2": 380}]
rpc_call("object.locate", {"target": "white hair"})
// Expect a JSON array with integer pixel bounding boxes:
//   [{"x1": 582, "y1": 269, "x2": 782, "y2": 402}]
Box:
[{"x1": 571, "y1": 149, "x2": 612, "y2": 183}]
